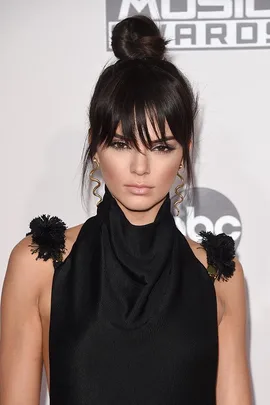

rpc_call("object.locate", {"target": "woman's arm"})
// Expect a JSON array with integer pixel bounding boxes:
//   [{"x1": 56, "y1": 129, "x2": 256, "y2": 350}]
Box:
[
  {"x1": 216, "y1": 258, "x2": 253, "y2": 405},
  {"x1": 0, "y1": 237, "x2": 48, "y2": 405}
]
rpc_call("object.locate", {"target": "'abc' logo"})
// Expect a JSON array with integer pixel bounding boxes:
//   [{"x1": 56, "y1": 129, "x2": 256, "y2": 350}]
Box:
[{"x1": 173, "y1": 187, "x2": 242, "y2": 249}]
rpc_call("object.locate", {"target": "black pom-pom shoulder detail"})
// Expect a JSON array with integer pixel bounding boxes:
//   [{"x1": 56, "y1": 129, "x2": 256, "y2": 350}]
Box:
[
  {"x1": 199, "y1": 231, "x2": 236, "y2": 282},
  {"x1": 26, "y1": 214, "x2": 67, "y2": 264}
]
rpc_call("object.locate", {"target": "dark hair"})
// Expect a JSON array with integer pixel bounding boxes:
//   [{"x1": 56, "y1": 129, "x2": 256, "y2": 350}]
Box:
[{"x1": 81, "y1": 15, "x2": 198, "y2": 204}]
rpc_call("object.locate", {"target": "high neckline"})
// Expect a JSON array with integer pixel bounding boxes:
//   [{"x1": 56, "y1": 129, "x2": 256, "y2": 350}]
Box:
[{"x1": 96, "y1": 184, "x2": 177, "y2": 328}]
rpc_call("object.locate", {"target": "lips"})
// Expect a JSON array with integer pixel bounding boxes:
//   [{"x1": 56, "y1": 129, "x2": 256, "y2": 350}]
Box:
[
  {"x1": 125, "y1": 184, "x2": 154, "y2": 195},
  {"x1": 126, "y1": 184, "x2": 153, "y2": 188}
]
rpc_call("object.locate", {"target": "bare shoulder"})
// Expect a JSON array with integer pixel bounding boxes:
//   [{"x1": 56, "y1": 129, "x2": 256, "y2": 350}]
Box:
[
  {"x1": 1, "y1": 236, "x2": 52, "y2": 314},
  {"x1": 9, "y1": 235, "x2": 52, "y2": 276},
  {"x1": 6, "y1": 233, "x2": 55, "y2": 282},
  {"x1": 2, "y1": 221, "x2": 84, "y2": 299}
]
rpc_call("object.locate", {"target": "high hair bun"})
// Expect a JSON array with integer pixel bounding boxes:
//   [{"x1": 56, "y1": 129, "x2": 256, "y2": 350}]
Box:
[{"x1": 111, "y1": 15, "x2": 168, "y2": 61}]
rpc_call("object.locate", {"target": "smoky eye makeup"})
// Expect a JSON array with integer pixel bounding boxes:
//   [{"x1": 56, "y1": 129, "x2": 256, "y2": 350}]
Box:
[
  {"x1": 109, "y1": 140, "x2": 176, "y2": 154},
  {"x1": 109, "y1": 140, "x2": 131, "y2": 150},
  {"x1": 108, "y1": 133, "x2": 177, "y2": 154},
  {"x1": 152, "y1": 144, "x2": 176, "y2": 154}
]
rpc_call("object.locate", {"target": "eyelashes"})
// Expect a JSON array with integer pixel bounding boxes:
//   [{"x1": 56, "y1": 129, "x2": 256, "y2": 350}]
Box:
[{"x1": 109, "y1": 140, "x2": 176, "y2": 154}]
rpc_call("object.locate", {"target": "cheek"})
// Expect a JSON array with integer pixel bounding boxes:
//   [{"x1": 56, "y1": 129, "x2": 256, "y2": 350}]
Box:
[
  {"x1": 158, "y1": 163, "x2": 179, "y2": 185},
  {"x1": 153, "y1": 153, "x2": 182, "y2": 184},
  {"x1": 98, "y1": 151, "x2": 127, "y2": 182}
]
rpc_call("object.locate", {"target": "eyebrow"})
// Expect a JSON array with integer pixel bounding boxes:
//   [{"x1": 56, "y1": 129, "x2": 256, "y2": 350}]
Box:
[{"x1": 113, "y1": 133, "x2": 175, "y2": 144}]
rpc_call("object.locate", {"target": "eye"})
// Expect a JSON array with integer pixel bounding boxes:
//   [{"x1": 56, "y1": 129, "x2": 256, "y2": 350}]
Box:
[
  {"x1": 109, "y1": 141, "x2": 130, "y2": 150},
  {"x1": 152, "y1": 144, "x2": 175, "y2": 153}
]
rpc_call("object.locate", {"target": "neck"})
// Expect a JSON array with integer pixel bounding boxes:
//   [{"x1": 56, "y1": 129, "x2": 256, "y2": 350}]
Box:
[{"x1": 113, "y1": 196, "x2": 168, "y2": 226}]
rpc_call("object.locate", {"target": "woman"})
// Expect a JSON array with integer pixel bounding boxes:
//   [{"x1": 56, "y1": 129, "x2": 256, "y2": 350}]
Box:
[{"x1": 0, "y1": 15, "x2": 252, "y2": 405}]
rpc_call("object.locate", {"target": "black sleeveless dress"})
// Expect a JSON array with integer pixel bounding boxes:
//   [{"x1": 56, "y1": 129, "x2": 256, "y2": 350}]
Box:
[{"x1": 26, "y1": 185, "x2": 236, "y2": 405}]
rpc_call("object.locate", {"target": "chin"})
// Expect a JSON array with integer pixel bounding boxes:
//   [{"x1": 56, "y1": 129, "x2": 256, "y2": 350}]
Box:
[{"x1": 118, "y1": 194, "x2": 161, "y2": 212}]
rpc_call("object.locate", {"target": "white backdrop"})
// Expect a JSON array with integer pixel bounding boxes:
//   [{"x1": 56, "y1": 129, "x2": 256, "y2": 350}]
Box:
[{"x1": 1, "y1": 1, "x2": 270, "y2": 404}]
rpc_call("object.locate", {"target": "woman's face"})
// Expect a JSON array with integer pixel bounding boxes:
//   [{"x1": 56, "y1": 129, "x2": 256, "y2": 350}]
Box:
[{"x1": 95, "y1": 116, "x2": 183, "y2": 223}]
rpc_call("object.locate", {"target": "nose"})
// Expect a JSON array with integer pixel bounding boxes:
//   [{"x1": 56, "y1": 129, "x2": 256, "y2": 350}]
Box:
[{"x1": 130, "y1": 148, "x2": 150, "y2": 176}]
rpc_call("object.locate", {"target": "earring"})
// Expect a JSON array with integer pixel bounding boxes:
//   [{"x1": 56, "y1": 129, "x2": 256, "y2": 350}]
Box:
[
  {"x1": 89, "y1": 157, "x2": 103, "y2": 206},
  {"x1": 173, "y1": 163, "x2": 185, "y2": 216}
]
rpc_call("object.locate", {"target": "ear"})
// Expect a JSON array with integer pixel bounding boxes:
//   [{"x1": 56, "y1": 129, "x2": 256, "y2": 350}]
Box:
[
  {"x1": 94, "y1": 153, "x2": 100, "y2": 164},
  {"x1": 179, "y1": 160, "x2": 184, "y2": 170}
]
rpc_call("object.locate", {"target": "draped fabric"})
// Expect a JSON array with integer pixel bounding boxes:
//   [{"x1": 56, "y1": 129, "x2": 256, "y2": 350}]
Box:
[
  {"x1": 96, "y1": 185, "x2": 176, "y2": 329},
  {"x1": 48, "y1": 185, "x2": 218, "y2": 404}
]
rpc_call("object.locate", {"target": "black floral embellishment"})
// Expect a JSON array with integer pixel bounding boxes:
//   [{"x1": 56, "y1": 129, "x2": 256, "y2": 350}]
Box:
[
  {"x1": 199, "y1": 230, "x2": 236, "y2": 282},
  {"x1": 26, "y1": 214, "x2": 67, "y2": 263}
]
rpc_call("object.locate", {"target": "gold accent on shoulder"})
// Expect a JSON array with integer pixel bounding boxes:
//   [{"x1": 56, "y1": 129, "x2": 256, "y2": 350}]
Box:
[{"x1": 207, "y1": 264, "x2": 217, "y2": 279}]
